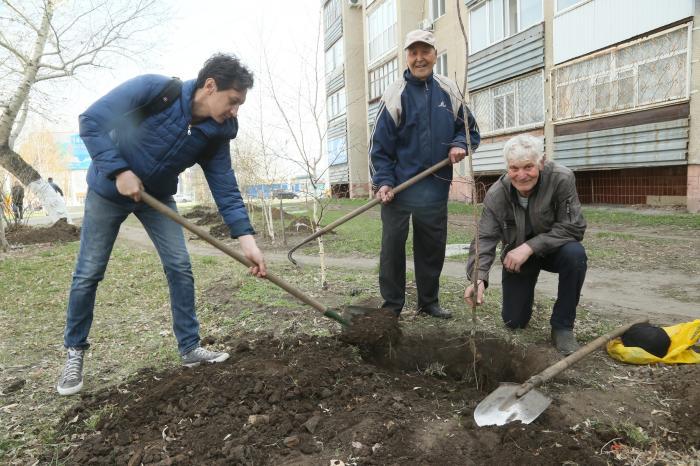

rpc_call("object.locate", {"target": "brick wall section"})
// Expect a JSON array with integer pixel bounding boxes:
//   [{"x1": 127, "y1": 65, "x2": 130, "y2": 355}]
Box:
[
  {"x1": 688, "y1": 165, "x2": 700, "y2": 212},
  {"x1": 575, "y1": 166, "x2": 687, "y2": 204}
]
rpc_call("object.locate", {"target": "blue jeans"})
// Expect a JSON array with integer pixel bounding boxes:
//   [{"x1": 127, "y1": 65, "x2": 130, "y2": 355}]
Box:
[{"x1": 64, "y1": 190, "x2": 199, "y2": 355}]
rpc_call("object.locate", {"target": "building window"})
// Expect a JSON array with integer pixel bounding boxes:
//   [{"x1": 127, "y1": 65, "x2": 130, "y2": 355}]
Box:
[
  {"x1": 325, "y1": 38, "x2": 344, "y2": 75},
  {"x1": 367, "y1": 0, "x2": 397, "y2": 64},
  {"x1": 327, "y1": 88, "x2": 347, "y2": 120},
  {"x1": 471, "y1": 71, "x2": 544, "y2": 135},
  {"x1": 552, "y1": 25, "x2": 689, "y2": 121},
  {"x1": 323, "y1": 0, "x2": 341, "y2": 31},
  {"x1": 469, "y1": 0, "x2": 543, "y2": 54},
  {"x1": 369, "y1": 57, "x2": 399, "y2": 100},
  {"x1": 435, "y1": 52, "x2": 448, "y2": 77},
  {"x1": 430, "y1": 0, "x2": 446, "y2": 21},
  {"x1": 327, "y1": 136, "x2": 348, "y2": 166}
]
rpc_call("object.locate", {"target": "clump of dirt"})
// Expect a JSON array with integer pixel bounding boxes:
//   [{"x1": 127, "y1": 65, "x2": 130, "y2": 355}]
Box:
[
  {"x1": 195, "y1": 212, "x2": 223, "y2": 226},
  {"x1": 5, "y1": 218, "x2": 80, "y2": 245},
  {"x1": 182, "y1": 205, "x2": 216, "y2": 220},
  {"x1": 209, "y1": 223, "x2": 230, "y2": 239},
  {"x1": 53, "y1": 330, "x2": 698, "y2": 465},
  {"x1": 340, "y1": 307, "x2": 401, "y2": 347}
]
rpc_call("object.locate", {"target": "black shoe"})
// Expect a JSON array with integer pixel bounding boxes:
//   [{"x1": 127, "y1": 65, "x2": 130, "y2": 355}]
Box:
[
  {"x1": 551, "y1": 328, "x2": 580, "y2": 355},
  {"x1": 418, "y1": 304, "x2": 452, "y2": 319}
]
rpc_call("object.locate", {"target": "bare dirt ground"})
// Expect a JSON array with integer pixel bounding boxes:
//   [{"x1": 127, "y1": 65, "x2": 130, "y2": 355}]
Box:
[{"x1": 55, "y1": 330, "x2": 699, "y2": 465}]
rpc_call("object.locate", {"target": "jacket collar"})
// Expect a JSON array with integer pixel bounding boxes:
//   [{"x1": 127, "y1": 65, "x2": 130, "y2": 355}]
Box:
[{"x1": 404, "y1": 69, "x2": 433, "y2": 86}]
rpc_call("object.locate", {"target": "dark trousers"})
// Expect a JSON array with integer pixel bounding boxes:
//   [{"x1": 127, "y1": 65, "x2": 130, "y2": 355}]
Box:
[
  {"x1": 379, "y1": 201, "x2": 447, "y2": 314},
  {"x1": 12, "y1": 203, "x2": 23, "y2": 220},
  {"x1": 502, "y1": 241, "x2": 587, "y2": 330}
]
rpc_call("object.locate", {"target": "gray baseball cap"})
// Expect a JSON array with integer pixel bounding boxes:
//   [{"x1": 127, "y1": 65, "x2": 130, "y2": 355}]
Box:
[{"x1": 404, "y1": 29, "x2": 436, "y2": 49}]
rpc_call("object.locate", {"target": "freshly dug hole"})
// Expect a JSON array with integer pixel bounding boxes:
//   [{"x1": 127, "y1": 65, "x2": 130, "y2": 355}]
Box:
[{"x1": 358, "y1": 330, "x2": 553, "y2": 391}]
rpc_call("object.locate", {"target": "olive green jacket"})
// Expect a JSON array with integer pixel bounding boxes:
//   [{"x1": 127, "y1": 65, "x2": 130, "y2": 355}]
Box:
[{"x1": 466, "y1": 161, "x2": 586, "y2": 286}]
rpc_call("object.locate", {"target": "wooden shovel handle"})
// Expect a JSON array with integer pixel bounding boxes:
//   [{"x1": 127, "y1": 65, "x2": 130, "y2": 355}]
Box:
[
  {"x1": 516, "y1": 317, "x2": 649, "y2": 397},
  {"x1": 139, "y1": 191, "x2": 329, "y2": 315},
  {"x1": 287, "y1": 157, "x2": 452, "y2": 265}
]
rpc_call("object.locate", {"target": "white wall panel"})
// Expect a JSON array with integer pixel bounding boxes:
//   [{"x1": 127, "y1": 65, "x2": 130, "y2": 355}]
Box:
[{"x1": 554, "y1": 0, "x2": 694, "y2": 64}]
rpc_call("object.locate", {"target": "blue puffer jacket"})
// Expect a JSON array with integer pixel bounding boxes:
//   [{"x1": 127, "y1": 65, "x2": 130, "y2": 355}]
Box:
[
  {"x1": 370, "y1": 70, "x2": 480, "y2": 205},
  {"x1": 79, "y1": 74, "x2": 254, "y2": 238}
]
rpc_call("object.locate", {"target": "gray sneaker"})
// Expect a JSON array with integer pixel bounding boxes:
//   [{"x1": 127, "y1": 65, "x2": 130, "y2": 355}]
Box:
[
  {"x1": 181, "y1": 346, "x2": 229, "y2": 367},
  {"x1": 57, "y1": 348, "x2": 84, "y2": 396},
  {"x1": 551, "y1": 328, "x2": 580, "y2": 355}
]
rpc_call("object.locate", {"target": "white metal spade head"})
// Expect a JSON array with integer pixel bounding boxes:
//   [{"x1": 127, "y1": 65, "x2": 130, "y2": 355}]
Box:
[{"x1": 473, "y1": 383, "x2": 553, "y2": 427}]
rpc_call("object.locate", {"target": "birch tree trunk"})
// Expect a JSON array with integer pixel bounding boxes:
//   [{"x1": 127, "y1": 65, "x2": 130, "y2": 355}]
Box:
[
  {"x1": 0, "y1": 0, "x2": 69, "y2": 223},
  {"x1": 0, "y1": 210, "x2": 8, "y2": 252}
]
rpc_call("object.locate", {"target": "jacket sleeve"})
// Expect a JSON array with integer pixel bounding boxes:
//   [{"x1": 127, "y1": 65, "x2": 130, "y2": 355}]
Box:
[
  {"x1": 450, "y1": 105, "x2": 480, "y2": 152},
  {"x1": 466, "y1": 194, "x2": 502, "y2": 286},
  {"x1": 200, "y1": 137, "x2": 256, "y2": 239},
  {"x1": 370, "y1": 104, "x2": 398, "y2": 189},
  {"x1": 78, "y1": 74, "x2": 169, "y2": 179},
  {"x1": 526, "y1": 171, "x2": 586, "y2": 255}
]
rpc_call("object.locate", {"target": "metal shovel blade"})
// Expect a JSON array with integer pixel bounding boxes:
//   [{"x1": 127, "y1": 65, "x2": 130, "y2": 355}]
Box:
[{"x1": 474, "y1": 383, "x2": 552, "y2": 427}]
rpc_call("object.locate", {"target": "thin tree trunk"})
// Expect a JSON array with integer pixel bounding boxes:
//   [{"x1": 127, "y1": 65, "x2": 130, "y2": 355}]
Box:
[
  {"x1": 312, "y1": 198, "x2": 327, "y2": 289},
  {"x1": 265, "y1": 199, "x2": 275, "y2": 240},
  {"x1": 279, "y1": 198, "x2": 286, "y2": 246},
  {"x1": 0, "y1": 211, "x2": 8, "y2": 252}
]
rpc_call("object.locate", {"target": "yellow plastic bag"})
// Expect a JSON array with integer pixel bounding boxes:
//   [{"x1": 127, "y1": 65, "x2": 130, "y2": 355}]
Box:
[{"x1": 606, "y1": 319, "x2": 700, "y2": 364}]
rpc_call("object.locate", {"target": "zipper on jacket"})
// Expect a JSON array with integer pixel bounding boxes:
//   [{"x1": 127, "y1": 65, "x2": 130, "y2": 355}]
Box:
[
  {"x1": 566, "y1": 200, "x2": 571, "y2": 222},
  {"x1": 187, "y1": 124, "x2": 192, "y2": 136}
]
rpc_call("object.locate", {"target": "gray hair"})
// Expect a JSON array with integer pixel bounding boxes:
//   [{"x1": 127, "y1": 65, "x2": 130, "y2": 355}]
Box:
[{"x1": 503, "y1": 134, "x2": 544, "y2": 166}]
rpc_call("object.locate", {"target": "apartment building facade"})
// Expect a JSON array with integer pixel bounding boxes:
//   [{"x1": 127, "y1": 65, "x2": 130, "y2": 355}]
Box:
[{"x1": 322, "y1": 0, "x2": 700, "y2": 211}]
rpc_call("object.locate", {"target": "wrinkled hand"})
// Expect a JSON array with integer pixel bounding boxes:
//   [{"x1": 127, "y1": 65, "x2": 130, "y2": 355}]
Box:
[
  {"x1": 448, "y1": 146, "x2": 467, "y2": 164},
  {"x1": 375, "y1": 185, "x2": 394, "y2": 205},
  {"x1": 464, "y1": 280, "x2": 485, "y2": 306},
  {"x1": 503, "y1": 243, "x2": 534, "y2": 273},
  {"x1": 116, "y1": 170, "x2": 143, "y2": 202},
  {"x1": 239, "y1": 235, "x2": 267, "y2": 278}
]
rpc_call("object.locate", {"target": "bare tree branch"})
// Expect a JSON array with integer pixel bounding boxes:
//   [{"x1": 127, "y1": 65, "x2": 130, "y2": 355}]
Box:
[{"x1": 1, "y1": 0, "x2": 40, "y2": 33}]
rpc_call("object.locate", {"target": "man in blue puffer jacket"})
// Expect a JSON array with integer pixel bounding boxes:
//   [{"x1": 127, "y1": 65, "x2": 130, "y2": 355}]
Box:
[
  {"x1": 371, "y1": 30, "x2": 480, "y2": 319},
  {"x1": 57, "y1": 54, "x2": 267, "y2": 396}
]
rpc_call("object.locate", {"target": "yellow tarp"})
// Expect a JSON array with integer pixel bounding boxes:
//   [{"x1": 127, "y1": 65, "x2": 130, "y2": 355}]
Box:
[{"x1": 606, "y1": 319, "x2": 700, "y2": 364}]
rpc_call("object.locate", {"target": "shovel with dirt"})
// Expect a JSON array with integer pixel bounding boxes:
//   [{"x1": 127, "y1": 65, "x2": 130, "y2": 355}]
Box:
[
  {"x1": 140, "y1": 191, "x2": 400, "y2": 346},
  {"x1": 474, "y1": 317, "x2": 649, "y2": 427},
  {"x1": 287, "y1": 158, "x2": 452, "y2": 266}
]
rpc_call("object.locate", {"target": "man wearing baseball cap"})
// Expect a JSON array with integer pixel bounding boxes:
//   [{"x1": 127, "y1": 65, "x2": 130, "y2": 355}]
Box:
[{"x1": 370, "y1": 30, "x2": 480, "y2": 319}]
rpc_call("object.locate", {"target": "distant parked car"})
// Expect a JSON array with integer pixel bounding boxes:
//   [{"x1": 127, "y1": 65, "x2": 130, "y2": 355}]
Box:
[{"x1": 272, "y1": 190, "x2": 299, "y2": 199}]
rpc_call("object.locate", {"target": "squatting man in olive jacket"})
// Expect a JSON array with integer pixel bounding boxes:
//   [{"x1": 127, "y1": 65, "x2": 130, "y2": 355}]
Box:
[{"x1": 464, "y1": 134, "x2": 587, "y2": 354}]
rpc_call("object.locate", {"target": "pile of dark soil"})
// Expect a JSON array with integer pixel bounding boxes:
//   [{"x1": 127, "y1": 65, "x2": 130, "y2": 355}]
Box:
[
  {"x1": 54, "y1": 330, "x2": 699, "y2": 465},
  {"x1": 6, "y1": 218, "x2": 80, "y2": 245},
  {"x1": 183, "y1": 204, "x2": 313, "y2": 239}
]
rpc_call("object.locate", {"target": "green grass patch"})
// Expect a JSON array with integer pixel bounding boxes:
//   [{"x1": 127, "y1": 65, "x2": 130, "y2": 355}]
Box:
[{"x1": 582, "y1": 208, "x2": 700, "y2": 229}]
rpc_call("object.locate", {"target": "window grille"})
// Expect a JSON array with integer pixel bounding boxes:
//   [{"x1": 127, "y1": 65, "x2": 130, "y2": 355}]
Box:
[
  {"x1": 471, "y1": 71, "x2": 544, "y2": 135},
  {"x1": 552, "y1": 26, "x2": 689, "y2": 121}
]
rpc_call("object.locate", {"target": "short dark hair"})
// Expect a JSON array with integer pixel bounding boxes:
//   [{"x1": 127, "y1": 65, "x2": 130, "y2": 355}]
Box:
[
  {"x1": 196, "y1": 53, "x2": 254, "y2": 92},
  {"x1": 48, "y1": 177, "x2": 53, "y2": 182}
]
